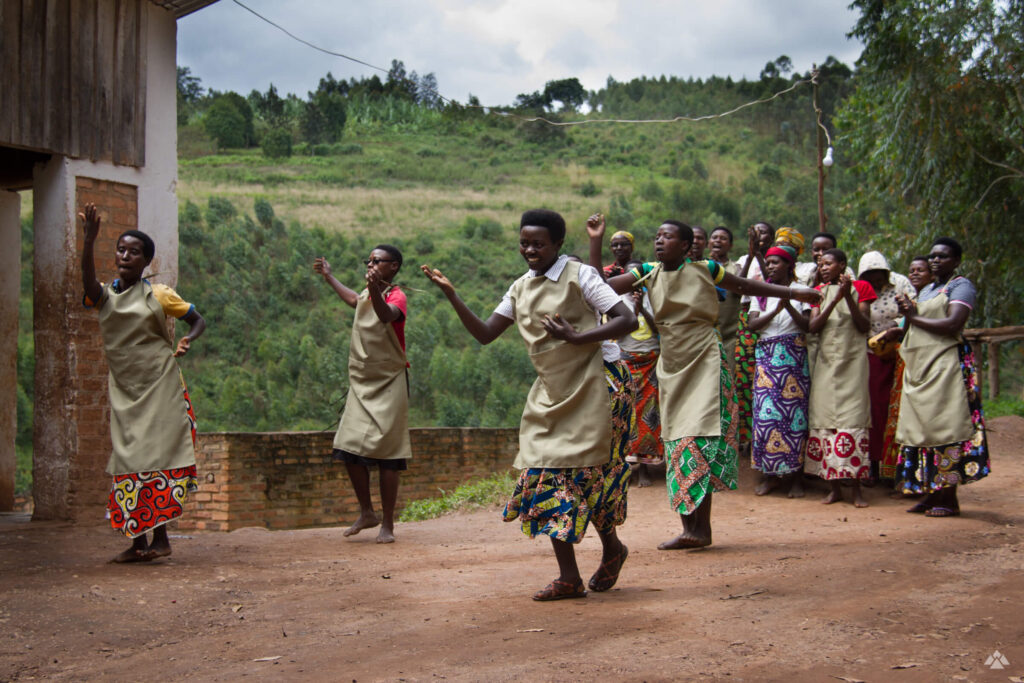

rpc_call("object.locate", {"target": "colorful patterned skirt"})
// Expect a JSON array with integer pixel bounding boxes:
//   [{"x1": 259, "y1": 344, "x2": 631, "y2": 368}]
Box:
[
  {"x1": 665, "y1": 343, "x2": 738, "y2": 514},
  {"x1": 503, "y1": 361, "x2": 634, "y2": 543},
  {"x1": 898, "y1": 342, "x2": 990, "y2": 493},
  {"x1": 734, "y1": 309, "x2": 758, "y2": 446},
  {"x1": 879, "y1": 353, "x2": 905, "y2": 480},
  {"x1": 107, "y1": 378, "x2": 199, "y2": 538},
  {"x1": 752, "y1": 333, "x2": 809, "y2": 476},
  {"x1": 620, "y1": 349, "x2": 664, "y2": 466},
  {"x1": 806, "y1": 428, "x2": 871, "y2": 480}
]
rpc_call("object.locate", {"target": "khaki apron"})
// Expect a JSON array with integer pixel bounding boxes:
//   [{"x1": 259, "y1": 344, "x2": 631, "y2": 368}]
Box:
[
  {"x1": 895, "y1": 291, "x2": 973, "y2": 446},
  {"x1": 333, "y1": 287, "x2": 412, "y2": 460},
  {"x1": 647, "y1": 263, "x2": 722, "y2": 440},
  {"x1": 715, "y1": 260, "x2": 741, "y2": 373},
  {"x1": 99, "y1": 281, "x2": 195, "y2": 475},
  {"x1": 509, "y1": 260, "x2": 612, "y2": 469},
  {"x1": 808, "y1": 284, "x2": 870, "y2": 429}
]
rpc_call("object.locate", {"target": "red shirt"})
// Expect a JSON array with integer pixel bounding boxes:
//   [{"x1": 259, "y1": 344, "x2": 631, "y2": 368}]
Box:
[
  {"x1": 385, "y1": 286, "x2": 408, "y2": 354},
  {"x1": 812, "y1": 280, "x2": 877, "y2": 307}
]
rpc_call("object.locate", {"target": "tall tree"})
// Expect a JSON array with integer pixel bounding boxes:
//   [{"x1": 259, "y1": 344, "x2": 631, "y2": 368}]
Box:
[{"x1": 837, "y1": 0, "x2": 1024, "y2": 325}]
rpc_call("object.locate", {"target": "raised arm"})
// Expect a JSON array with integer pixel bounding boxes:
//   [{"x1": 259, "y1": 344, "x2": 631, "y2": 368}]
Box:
[
  {"x1": 719, "y1": 270, "x2": 821, "y2": 305},
  {"x1": 174, "y1": 309, "x2": 207, "y2": 357},
  {"x1": 314, "y1": 257, "x2": 358, "y2": 309},
  {"x1": 79, "y1": 204, "x2": 103, "y2": 304},
  {"x1": 585, "y1": 213, "x2": 607, "y2": 278},
  {"x1": 421, "y1": 265, "x2": 513, "y2": 344},
  {"x1": 365, "y1": 269, "x2": 402, "y2": 324}
]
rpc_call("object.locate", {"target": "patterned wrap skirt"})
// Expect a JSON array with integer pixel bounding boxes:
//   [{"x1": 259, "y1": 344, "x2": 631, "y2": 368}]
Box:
[
  {"x1": 620, "y1": 349, "x2": 664, "y2": 466},
  {"x1": 733, "y1": 309, "x2": 758, "y2": 446},
  {"x1": 879, "y1": 353, "x2": 905, "y2": 480},
  {"x1": 502, "y1": 360, "x2": 635, "y2": 543},
  {"x1": 751, "y1": 333, "x2": 809, "y2": 476},
  {"x1": 898, "y1": 342, "x2": 991, "y2": 493},
  {"x1": 806, "y1": 428, "x2": 871, "y2": 481},
  {"x1": 107, "y1": 380, "x2": 199, "y2": 538},
  {"x1": 665, "y1": 343, "x2": 739, "y2": 514}
]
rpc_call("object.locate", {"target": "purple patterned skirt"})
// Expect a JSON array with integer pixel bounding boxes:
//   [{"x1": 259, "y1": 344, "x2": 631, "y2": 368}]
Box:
[{"x1": 751, "y1": 333, "x2": 809, "y2": 476}]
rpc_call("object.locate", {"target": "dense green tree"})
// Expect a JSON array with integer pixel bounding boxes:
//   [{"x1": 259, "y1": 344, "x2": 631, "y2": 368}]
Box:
[
  {"x1": 543, "y1": 77, "x2": 586, "y2": 112},
  {"x1": 837, "y1": 0, "x2": 1024, "y2": 325},
  {"x1": 203, "y1": 97, "x2": 246, "y2": 149}
]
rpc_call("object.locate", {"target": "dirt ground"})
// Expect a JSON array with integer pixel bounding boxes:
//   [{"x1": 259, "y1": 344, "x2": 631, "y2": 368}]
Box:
[{"x1": 2, "y1": 416, "x2": 1023, "y2": 683}]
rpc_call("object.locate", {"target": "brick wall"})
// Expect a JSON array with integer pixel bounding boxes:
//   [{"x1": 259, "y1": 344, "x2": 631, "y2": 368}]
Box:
[
  {"x1": 68, "y1": 178, "x2": 139, "y2": 518},
  {"x1": 179, "y1": 428, "x2": 519, "y2": 532}
]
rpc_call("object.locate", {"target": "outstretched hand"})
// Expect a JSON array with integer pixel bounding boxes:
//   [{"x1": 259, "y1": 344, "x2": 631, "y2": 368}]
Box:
[
  {"x1": 79, "y1": 203, "x2": 101, "y2": 242},
  {"x1": 173, "y1": 337, "x2": 191, "y2": 357},
  {"x1": 585, "y1": 213, "x2": 606, "y2": 240},
  {"x1": 793, "y1": 288, "x2": 822, "y2": 305},
  {"x1": 313, "y1": 256, "x2": 332, "y2": 277},
  {"x1": 542, "y1": 313, "x2": 579, "y2": 343},
  {"x1": 420, "y1": 265, "x2": 455, "y2": 296}
]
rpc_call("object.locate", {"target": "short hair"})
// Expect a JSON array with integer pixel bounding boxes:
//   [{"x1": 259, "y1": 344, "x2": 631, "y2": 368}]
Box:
[
  {"x1": 812, "y1": 232, "x2": 838, "y2": 248},
  {"x1": 754, "y1": 220, "x2": 775, "y2": 233},
  {"x1": 373, "y1": 243, "x2": 403, "y2": 272},
  {"x1": 710, "y1": 226, "x2": 733, "y2": 244},
  {"x1": 823, "y1": 247, "x2": 847, "y2": 266},
  {"x1": 910, "y1": 255, "x2": 929, "y2": 265},
  {"x1": 692, "y1": 225, "x2": 707, "y2": 238},
  {"x1": 661, "y1": 219, "x2": 693, "y2": 245},
  {"x1": 626, "y1": 259, "x2": 644, "y2": 270},
  {"x1": 520, "y1": 209, "x2": 566, "y2": 243},
  {"x1": 118, "y1": 230, "x2": 155, "y2": 262},
  {"x1": 932, "y1": 236, "x2": 963, "y2": 260}
]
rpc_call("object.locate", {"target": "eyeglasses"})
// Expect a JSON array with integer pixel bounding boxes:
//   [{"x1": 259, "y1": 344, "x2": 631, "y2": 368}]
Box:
[
  {"x1": 926, "y1": 253, "x2": 949, "y2": 260},
  {"x1": 364, "y1": 258, "x2": 395, "y2": 266}
]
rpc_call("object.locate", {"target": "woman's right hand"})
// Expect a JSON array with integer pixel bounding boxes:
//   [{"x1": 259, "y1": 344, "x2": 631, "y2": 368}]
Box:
[
  {"x1": 79, "y1": 203, "x2": 100, "y2": 242},
  {"x1": 313, "y1": 256, "x2": 332, "y2": 277},
  {"x1": 585, "y1": 213, "x2": 606, "y2": 240}
]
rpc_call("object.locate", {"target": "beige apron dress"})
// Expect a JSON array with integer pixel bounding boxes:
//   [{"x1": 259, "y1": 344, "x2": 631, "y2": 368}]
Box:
[
  {"x1": 895, "y1": 291, "x2": 973, "y2": 447},
  {"x1": 99, "y1": 281, "x2": 195, "y2": 475},
  {"x1": 646, "y1": 263, "x2": 722, "y2": 440},
  {"x1": 333, "y1": 287, "x2": 412, "y2": 460},
  {"x1": 508, "y1": 260, "x2": 612, "y2": 470},
  {"x1": 806, "y1": 284, "x2": 871, "y2": 479}
]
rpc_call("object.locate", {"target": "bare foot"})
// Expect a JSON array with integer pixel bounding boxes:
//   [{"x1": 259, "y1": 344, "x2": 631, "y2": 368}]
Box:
[
  {"x1": 853, "y1": 494, "x2": 870, "y2": 508},
  {"x1": 787, "y1": 476, "x2": 805, "y2": 498},
  {"x1": 111, "y1": 547, "x2": 155, "y2": 564},
  {"x1": 147, "y1": 540, "x2": 172, "y2": 558},
  {"x1": 343, "y1": 513, "x2": 381, "y2": 537},
  {"x1": 822, "y1": 488, "x2": 843, "y2": 505},
  {"x1": 376, "y1": 526, "x2": 396, "y2": 544},
  {"x1": 754, "y1": 476, "x2": 780, "y2": 496},
  {"x1": 637, "y1": 467, "x2": 652, "y2": 488},
  {"x1": 657, "y1": 533, "x2": 711, "y2": 550}
]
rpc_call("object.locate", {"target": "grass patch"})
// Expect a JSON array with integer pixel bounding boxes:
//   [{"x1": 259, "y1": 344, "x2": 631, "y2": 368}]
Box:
[
  {"x1": 985, "y1": 394, "x2": 1024, "y2": 419},
  {"x1": 398, "y1": 470, "x2": 517, "y2": 522}
]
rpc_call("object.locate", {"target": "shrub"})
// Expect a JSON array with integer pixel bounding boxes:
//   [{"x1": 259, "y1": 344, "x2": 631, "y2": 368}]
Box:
[
  {"x1": 579, "y1": 179, "x2": 599, "y2": 197},
  {"x1": 261, "y1": 128, "x2": 293, "y2": 159}
]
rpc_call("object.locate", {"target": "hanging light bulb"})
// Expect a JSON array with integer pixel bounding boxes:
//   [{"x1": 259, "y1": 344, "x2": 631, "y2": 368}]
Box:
[{"x1": 823, "y1": 146, "x2": 834, "y2": 167}]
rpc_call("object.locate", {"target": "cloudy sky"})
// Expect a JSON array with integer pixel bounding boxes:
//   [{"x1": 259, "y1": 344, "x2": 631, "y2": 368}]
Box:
[{"x1": 178, "y1": 0, "x2": 863, "y2": 106}]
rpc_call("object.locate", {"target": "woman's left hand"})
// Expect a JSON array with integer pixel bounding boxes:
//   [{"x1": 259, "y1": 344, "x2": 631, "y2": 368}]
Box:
[
  {"x1": 174, "y1": 337, "x2": 191, "y2": 357},
  {"x1": 542, "y1": 313, "x2": 579, "y2": 343}
]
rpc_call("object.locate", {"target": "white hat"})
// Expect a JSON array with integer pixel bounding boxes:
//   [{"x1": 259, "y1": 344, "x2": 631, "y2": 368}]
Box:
[{"x1": 858, "y1": 251, "x2": 891, "y2": 278}]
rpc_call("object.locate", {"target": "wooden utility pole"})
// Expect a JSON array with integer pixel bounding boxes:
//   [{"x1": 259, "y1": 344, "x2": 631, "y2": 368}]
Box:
[{"x1": 813, "y1": 67, "x2": 827, "y2": 233}]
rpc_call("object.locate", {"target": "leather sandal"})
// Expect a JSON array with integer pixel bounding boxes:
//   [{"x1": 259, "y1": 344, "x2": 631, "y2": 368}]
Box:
[
  {"x1": 588, "y1": 544, "x2": 628, "y2": 592},
  {"x1": 532, "y1": 578, "x2": 587, "y2": 601}
]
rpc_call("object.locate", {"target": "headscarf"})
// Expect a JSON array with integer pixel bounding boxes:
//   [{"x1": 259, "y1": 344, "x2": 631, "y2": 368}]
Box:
[
  {"x1": 766, "y1": 245, "x2": 797, "y2": 264},
  {"x1": 611, "y1": 230, "x2": 634, "y2": 245},
  {"x1": 773, "y1": 227, "x2": 804, "y2": 255}
]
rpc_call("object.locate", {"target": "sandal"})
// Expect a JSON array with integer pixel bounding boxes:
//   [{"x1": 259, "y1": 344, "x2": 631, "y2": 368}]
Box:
[
  {"x1": 588, "y1": 544, "x2": 629, "y2": 592},
  {"x1": 906, "y1": 501, "x2": 931, "y2": 514},
  {"x1": 925, "y1": 506, "x2": 960, "y2": 518},
  {"x1": 532, "y1": 578, "x2": 587, "y2": 602}
]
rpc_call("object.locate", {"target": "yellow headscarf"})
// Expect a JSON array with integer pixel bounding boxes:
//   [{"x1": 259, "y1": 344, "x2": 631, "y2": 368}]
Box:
[
  {"x1": 610, "y1": 230, "x2": 634, "y2": 245},
  {"x1": 774, "y1": 227, "x2": 804, "y2": 255}
]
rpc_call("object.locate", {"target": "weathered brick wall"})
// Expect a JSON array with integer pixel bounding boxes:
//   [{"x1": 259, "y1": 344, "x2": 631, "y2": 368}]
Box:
[
  {"x1": 180, "y1": 428, "x2": 519, "y2": 532},
  {"x1": 70, "y1": 179, "x2": 139, "y2": 518}
]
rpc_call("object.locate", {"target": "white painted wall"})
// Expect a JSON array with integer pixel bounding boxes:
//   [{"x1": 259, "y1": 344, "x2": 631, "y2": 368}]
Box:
[{"x1": 0, "y1": 191, "x2": 20, "y2": 510}]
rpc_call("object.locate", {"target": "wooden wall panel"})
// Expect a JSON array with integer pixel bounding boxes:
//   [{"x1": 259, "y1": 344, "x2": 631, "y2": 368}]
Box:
[{"x1": 1, "y1": 0, "x2": 149, "y2": 167}]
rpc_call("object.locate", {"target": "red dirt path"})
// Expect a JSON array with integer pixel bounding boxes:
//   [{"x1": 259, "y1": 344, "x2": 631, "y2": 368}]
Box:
[{"x1": 2, "y1": 416, "x2": 1023, "y2": 682}]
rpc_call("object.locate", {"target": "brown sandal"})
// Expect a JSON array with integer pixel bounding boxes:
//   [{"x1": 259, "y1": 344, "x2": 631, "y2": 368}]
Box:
[
  {"x1": 588, "y1": 544, "x2": 628, "y2": 592},
  {"x1": 532, "y1": 578, "x2": 587, "y2": 601}
]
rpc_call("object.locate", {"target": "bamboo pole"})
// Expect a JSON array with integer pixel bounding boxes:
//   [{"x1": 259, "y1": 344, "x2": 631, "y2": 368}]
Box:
[{"x1": 988, "y1": 342, "x2": 1000, "y2": 400}]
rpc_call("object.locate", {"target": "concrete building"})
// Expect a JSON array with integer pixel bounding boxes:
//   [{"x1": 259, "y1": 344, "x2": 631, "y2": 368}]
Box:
[{"x1": 0, "y1": 0, "x2": 218, "y2": 518}]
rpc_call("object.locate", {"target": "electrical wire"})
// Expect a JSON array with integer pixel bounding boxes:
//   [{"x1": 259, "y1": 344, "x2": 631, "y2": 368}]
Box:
[{"x1": 230, "y1": 0, "x2": 812, "y2": 127}]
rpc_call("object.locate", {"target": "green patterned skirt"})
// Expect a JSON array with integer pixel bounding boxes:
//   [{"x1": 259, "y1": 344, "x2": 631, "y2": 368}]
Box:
[{"x1": 665, "y1": 343, "x2": 739, "y2": 514}]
